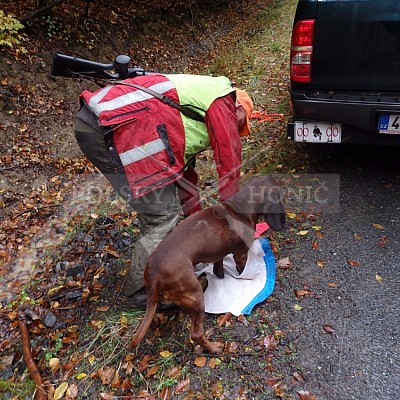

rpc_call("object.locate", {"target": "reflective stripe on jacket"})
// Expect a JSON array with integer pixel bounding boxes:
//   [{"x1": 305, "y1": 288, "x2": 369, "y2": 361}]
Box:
[{"x1": 80, "y1": 73, "x2": 236, "y2": 199}]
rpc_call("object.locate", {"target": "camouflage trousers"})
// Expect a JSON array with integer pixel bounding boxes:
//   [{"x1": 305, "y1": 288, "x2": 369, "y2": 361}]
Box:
[
  {"x1": 124, "y1": 208, "x2": 182, "y2": 296},
  {"x1": 75, "y1": 114, "x2": 183, "y2": 297}
]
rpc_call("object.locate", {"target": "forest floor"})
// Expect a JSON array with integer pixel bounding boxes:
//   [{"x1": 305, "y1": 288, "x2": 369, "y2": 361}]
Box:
[{"x1": 0, "y1": 1, "x2": 322, "y2": 399}]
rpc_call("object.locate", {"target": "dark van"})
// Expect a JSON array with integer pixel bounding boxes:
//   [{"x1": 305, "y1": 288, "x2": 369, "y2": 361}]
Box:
[{"x1": 287, "y1": 0, "x2": 400, "y2": 145}]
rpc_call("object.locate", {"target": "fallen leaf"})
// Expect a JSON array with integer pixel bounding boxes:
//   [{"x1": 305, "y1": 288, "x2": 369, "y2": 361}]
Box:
[
  {"x1": 287, "y1": 212, "x2": 297, "y2": 219},
  {"x1": 66, "y1": 383, "x2": 78, "y2": 398},
  {"x1": 100, "y1": 392, "x2": 115, "y2": 400},
  {"x1": 67, "y1": 325, "x2": 79, "y2": 333},
  {"x1": 0, "y1": 340, "x2": 11, "y2": 352},
  {"x1": 76, "y1": 372, "x2": 87, "y2": 380},
  {"x1": 47, "y1": 285, "x2": 65, "y2": 296},
  {"x1": 111, "y1": 371, "x2": 122, "y2": 388},
  {"x1": 277, "y1": 257, "x2": 291, "y2": 269},
  {"x1": 377, "y1": 236, "x2": 389, "y2": 248},
  {"x1": 104, "y1": 245, "x2": 120, "y2": 258},
  {"x1": 372, "y1": 223, "x2": 385, "y2": 230},
  {"x1": 323, "y1": 324, "x2": 335, "y2": 334},
  {"x1": 297, "y1": 390, "x2": 318, "y2": 400},
  {"x1": 194, "y1": 356, "x2": 207, "y2": 367},
  {"x1": 317, "y1": 260, "x2": 326, "y2": 269},
  {"x1": 297, "y1": 230, "x2": 309, "y2": 236},
  {"x1": 293, "y1": 371, "x2": 305, "y2": 383},
  {"x1": 328, "y1": 282, "x2": 338, "y2": 288},
  {"x1": 122, "y1": 361, "x2": 134, "y2": 375},
  {"x1": 311, "y1": 241, "x2": 319, "y2": 250},
  {"x1": 214, "y1": 358, "x2": 222, "y2": 367},
  {"x1": 274, "y1": 330, "x2": 284, "y2": 339},
  {"x1": 97, "y1": 366, "x2": 116, "y2": 384},
  {"x1": 354, "y1": 233, "x2": 362, "y2": 241},
  {"x1": 375, "y1": 274, "x2": 384, "y2": 283},
  {"x1": 211, "y1": 381, "x2": 224, "y2": 397},
  {"x1": 0, "y1": 355, "x2": 13, "y2": 368},
  {"x1": 217, "y1": 312, "x2": 232, "y2": 327},
  {"x1": 137, "y1": 390, "x2": 152, "y2": 397},
  {"x1": 266, "y1": 376, "x2": 281, "y2": 386},
  {"x1": 237, "y1": 314, "x2": 249, "y2": 327},
  {"x1": 146, "y1": 364, "x2": 160, "y2": 377},
  {"x1": 312, "y1": 225, "x2": 321, "y2": 230},
  {"x1": 226, "y1": 341, "x2": 240, "y2": 353},
  {"x1": 346, "y1": 258, "x2": 360, "y2": 267},
  {"x1": 7, "y1": 311, "x2": 18, "y2": 320},
  {"x1": 121, "y1": 378, "x2": 132, "y2": 390},
  {"x1": 274, "y1": 384, "x2": 285, "y2": 398},
  {"x1": 160, "y1": 387, "x2": 173, "y2": 399},
  {"x1": 138, "y1": 355, "x2": 152, "y2": 372},
  {"x1": 294, "y1": 304, "x2": 303, "y2": 311},
  {"x1": 175, "y1": 378, "x2": 190, "y2": 395},
  {"x1": 49, "y1": 358, "x2": 60, "y2": 373},
  {"x1": 160, "y1": 350, "x2": 173, "y2": 358},
  {"x1": 96, "y1": 305, "x2": 110, "y2": 312},
  {"x1": 166, "y1": 366, "x2": 181, "y2": 378},
  {"x1": 263, "y1": 335, "x2": 278, "y2": 351},
  {"x1": 89, "y1": 319, "x2": 104, "y2": 328},
  {"x1": 62, "y1": 360, "x2": 76, "y2": 372},
  {"x1": 54, "y1": 382, "x2": 68, "y2": 400},
  {"x1": 294, "y1": 287, "x2": 314, "y2": 298}
]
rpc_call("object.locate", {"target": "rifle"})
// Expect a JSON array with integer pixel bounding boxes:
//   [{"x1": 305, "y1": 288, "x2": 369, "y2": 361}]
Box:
[
  {"x1": 50, "y1": 53, "x2": 205, "y2": 122},
  {"x1": 50, "y1": 53, "x2": 149, "y2": 80}
]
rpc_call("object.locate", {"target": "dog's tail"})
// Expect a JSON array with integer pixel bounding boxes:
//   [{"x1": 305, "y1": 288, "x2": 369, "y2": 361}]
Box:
[{"x1": 129, "y1": 288, "x2": 158, "y2": 349}]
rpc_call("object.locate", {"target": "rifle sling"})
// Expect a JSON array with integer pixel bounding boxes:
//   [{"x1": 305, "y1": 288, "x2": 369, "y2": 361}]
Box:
[{"x1": 118, "y1": 81, "x2": 205, "y2": 123}]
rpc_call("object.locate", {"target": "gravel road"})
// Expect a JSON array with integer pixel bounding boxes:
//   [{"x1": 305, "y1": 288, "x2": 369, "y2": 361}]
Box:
[{"x1": 277, "y1": 144, "x2": 400, "y2": 400}]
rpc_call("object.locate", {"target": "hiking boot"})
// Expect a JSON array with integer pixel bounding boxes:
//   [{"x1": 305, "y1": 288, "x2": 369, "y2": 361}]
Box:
[
  {"x1": 128, "y1": 289, "x2": 147, "y2": 309},
  {"x1": 127, "y1": 289, "x2": 179, "y2": 312}
]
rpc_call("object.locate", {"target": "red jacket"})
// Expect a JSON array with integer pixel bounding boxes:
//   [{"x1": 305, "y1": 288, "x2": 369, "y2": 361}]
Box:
[{"x1": 80, "y1": 74, "x2": 241, "y2": 202}]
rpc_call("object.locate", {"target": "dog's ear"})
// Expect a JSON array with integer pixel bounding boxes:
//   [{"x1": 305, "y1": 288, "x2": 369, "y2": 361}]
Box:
[
  {"x1": 265, "y1": 202, "x2": 286, "y2": 231},
  {"x1": 264, "y1": 187, "x2": 286, "y2": 231}
]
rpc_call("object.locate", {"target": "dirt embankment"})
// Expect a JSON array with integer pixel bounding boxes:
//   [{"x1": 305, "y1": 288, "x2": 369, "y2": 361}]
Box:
[
  {"x1": 0, "y1": 0, "x2": 268, "y2": 212},
  {"x1": 1, "y1": 0, "x2": 267, "y2": 192},
  {"x1": 1, "y1": 3, "x2": 309, "y2": 399}
]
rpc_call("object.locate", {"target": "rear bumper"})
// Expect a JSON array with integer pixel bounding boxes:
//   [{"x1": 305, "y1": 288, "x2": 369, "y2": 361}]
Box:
[{"x1": 288, "y1": 89, "x2": 400, "y2": 144}]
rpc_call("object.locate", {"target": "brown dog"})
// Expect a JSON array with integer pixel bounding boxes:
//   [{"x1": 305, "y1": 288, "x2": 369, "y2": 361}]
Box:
[{"x1": 129, "y1": 176, "x2": 285, "y2": 354}]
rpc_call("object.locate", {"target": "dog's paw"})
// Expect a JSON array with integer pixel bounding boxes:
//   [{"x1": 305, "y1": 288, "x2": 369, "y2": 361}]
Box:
[
  {"x1": 213, "y1": 260, "x2": 225, "y2": 279},
  {"x1": 235, "y1": 264, "x2": 245, "y2": 275}
]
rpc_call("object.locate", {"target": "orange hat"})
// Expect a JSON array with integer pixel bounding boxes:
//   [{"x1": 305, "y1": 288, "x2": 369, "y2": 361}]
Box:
[{"x1": 236, "y1": 89, "x2": 253, "y2": 136}]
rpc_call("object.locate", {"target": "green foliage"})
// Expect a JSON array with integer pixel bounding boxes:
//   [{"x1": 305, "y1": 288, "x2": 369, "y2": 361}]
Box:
[
  {"x1": 0, "y1": 10, "x2": 25, "y2": 49},
  {"x1": 6, "y1": 287, "x2": 38, "y2": 308},
  {"x1": 45, "y1": 333, "x2": 64, "y2": 361},
  {"x1": 41, "y1": 15, "x2": 62, "y2": 38},
  {"x1": 0, "y1": 379, "x2": 36, "y2": 398},
  {"x1": 35, "y1": 14, "x2": 96, "y2": 49}
]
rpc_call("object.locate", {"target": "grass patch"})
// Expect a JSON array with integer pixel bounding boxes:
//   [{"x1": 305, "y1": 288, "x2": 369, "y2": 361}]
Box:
[
  {"x1": 208, "y1": 0, "x2": 308, "y2": 176},
  {"x1": 0, "y1": 379, "x2": 36, "y2": 398}
]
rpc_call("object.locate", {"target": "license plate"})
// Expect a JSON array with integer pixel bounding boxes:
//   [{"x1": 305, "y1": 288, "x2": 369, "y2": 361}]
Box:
[
  {"x1": 294, "y1": 122, "x2": 342, "y2": 143},
  {"x1": 378, "y1": 114, "x2": 400, "y2": 134}
]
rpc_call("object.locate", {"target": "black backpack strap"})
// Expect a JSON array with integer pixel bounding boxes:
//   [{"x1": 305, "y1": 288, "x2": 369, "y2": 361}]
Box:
[{"x1": 157, "y1": 124, "x2": 176, "y2": 165}]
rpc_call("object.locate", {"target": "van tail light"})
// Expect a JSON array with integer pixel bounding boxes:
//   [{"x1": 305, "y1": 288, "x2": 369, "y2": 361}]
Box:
[{"x1": 290, "y1": 19, "x2": 315, "y2": 83}]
